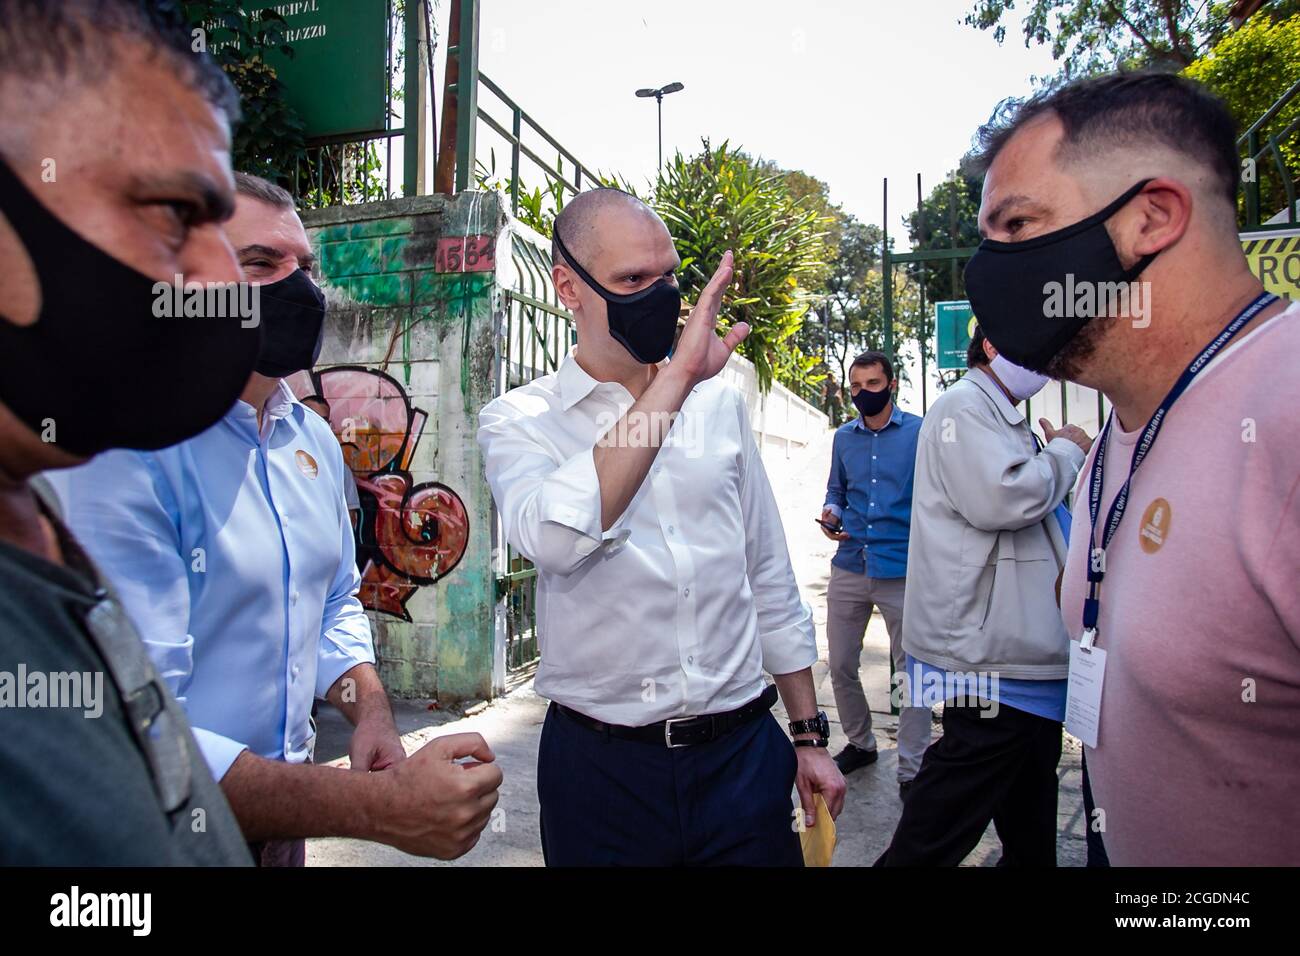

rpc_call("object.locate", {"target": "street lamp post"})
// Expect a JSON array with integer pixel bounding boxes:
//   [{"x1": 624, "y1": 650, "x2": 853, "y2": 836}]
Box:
[{"x1": 635, "y1": 82, "x2": 684, "y2": 171}]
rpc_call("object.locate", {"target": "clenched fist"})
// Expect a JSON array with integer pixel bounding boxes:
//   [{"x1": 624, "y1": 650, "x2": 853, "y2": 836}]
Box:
[{"x1": 371, "y1": 732, "x2": 503, "y2": 859}]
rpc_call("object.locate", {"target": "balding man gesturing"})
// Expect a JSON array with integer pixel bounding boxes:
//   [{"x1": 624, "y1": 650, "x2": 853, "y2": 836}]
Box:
[{"x1": 478, "y1": 188, "x2": 844, "y2": 866}]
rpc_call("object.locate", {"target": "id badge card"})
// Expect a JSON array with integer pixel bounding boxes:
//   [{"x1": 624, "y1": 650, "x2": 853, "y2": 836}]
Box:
[{"x1": 1065, "y1": 640, "x2": 1107, "y2": 749}]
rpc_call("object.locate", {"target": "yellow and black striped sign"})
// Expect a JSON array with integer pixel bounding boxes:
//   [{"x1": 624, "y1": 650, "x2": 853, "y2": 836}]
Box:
[{"x1": 1241, "y1": 232, "x2": 1300, "y2": 299}]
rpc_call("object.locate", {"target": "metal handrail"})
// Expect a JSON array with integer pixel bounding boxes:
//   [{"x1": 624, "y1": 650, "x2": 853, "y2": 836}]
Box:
[
  {"x1": 1240, "y1": 79, "x2": 1300, "y2": 228},
  {"x1": 477, "y1": 73, "x2": 600, "y2": 186},
  {"x1": 1238, "y1": 78, "x2": 1300, "y2": 146},
  {"x1": 445, "y1": 5, "x2": 599, "y2": 215}
]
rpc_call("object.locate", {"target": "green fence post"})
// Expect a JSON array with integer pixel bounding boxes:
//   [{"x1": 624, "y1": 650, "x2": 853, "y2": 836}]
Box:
[
  {"x1": 454, "y1": 0, "x2": 480, "y2": 193},
  {"x1": 403, "y1": 1, "x2": 422, "y2": 197},
  {"x1": 511, "y1": 107, "x2": 521, "y2": 216},
  {"x1": 882, "y1": 178, "x2": 894, "y2": 362}
]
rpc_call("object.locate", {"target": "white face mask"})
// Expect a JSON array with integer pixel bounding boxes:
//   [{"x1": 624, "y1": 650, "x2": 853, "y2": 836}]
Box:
[{"x1": 989, "y1": 353, "x2": 1051, "y2": 401}]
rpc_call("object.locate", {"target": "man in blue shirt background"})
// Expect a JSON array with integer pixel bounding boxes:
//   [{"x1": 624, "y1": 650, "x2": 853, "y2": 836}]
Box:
[{"x1": 819, "y1": 350, "x2": 927, "y2": 796}]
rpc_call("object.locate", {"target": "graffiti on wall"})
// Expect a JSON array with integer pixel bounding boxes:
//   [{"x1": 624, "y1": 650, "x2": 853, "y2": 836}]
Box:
[{"x1": 292, "y1": 365, "x2": 469, "y2": 620}]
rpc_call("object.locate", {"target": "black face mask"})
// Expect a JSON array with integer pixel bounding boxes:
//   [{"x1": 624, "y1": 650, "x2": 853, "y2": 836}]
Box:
[
  {"x1": 255, "y1": 268, "x2": 327, "y2": 378},
  {"x1": 963, "y1": 179, "x2": 1158, "y2": 372},
  {"x1": 0, "y1": 157, "x2": 261, "y2": 456},
  {"x1": 553, "y1": 231, "x2": 682, "y2": 364},
  {"x1": 853, "y1": 385, "x2": 891, "y2": 418}
]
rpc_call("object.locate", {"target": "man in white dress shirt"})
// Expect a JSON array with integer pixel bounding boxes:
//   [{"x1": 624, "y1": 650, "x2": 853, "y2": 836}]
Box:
[{"x1": 478, "y1": 188, "x2": 844, "y2": 866}]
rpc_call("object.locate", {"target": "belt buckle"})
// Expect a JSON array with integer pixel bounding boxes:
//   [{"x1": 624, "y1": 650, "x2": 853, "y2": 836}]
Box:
[{"x1": 664, "y1": 716, "x2": 692, "y2": 749}]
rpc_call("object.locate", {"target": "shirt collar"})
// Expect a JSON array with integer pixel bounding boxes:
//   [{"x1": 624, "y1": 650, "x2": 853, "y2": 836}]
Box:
[
  {"x1": 228, "y1": 379, "x2": 300, "y2": 440},
  {"x1": 264, "y1": 379, "x2": 298, "y2": 420},
  {"x1": 965, "y1": 365, "x2": 1024, "y2": 425},
  {"x1": 556, "y1": 350, "x2": 687, "y2": 411},
  {"x1": 557, "y1": 351, "x2": 602, "y2": 411},
  {"x1": 852, "y1": 403, "x2": 904, "y2": 433}
]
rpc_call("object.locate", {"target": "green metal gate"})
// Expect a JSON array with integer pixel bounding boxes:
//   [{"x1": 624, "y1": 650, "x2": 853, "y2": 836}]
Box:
[{"x1": 494, "y1": 227, "x2": 576, "y2": 671}]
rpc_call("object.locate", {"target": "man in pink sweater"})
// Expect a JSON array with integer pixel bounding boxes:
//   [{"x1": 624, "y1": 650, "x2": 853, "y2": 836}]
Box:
[{"x1": 963, "y1": 72, "x2": 1299, "y2": 865}]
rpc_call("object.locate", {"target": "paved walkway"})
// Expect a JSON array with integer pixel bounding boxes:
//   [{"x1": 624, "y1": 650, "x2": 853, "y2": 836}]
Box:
[{"x1": 308, "y1": 427, "x2": 1086, "y2": 866}]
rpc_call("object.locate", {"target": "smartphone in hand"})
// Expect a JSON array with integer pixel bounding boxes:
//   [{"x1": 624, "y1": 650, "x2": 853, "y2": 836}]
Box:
[{"x1": 815, "y1": 518, "x2": 843, "y2": 534}]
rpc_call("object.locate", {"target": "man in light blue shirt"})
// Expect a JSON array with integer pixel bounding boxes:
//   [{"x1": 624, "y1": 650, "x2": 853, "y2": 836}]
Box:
[
  {"x1": 819, "y1": 350, "x2": 926, "y2": 793},
  {"x1": 54, "y1": 173, "x2": 502, "y2": 864}
]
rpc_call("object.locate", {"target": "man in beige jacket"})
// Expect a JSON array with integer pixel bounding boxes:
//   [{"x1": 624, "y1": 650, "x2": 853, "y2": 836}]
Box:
[{"x1": 876, "y1": 327, "x2": 1090, "y2": 866}]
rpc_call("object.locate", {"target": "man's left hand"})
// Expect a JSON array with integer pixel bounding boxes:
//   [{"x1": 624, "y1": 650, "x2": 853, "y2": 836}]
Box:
[
  {"x1": 349, "y1": 713, "x2": 407, "y2": 772},
  {"x1": 795, "y1": 746, "x2": 846, "y2": 827}
]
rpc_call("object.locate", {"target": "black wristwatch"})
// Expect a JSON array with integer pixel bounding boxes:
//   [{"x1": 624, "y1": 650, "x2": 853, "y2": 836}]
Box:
[{"x1": 789, "y1": 711, "x2": 830, "y2": 747}]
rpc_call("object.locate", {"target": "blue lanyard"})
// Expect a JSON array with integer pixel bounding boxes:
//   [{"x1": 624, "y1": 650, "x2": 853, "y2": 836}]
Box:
[{"x1": 1080, "y1": 292, "x2": 1278, "y2": 648}]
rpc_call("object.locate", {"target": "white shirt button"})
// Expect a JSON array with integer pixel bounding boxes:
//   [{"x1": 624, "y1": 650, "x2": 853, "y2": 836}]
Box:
[
  {"x1": 683, "y1": 587, "x2": 690, "y2": 597},
  {"x1": 291, "y1": 590, "x2": 300, "y2": 605},
  {"x1": 668, "y1": 525, "x2": 675, "y2": 535}
]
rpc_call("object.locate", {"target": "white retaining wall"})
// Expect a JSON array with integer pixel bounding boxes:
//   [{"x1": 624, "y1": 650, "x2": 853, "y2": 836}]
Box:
[{"x1": 720, "y1": 352, "x2": 831, "y2": 460}]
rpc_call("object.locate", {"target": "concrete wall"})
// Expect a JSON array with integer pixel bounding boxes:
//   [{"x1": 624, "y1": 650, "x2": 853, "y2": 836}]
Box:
[
  {"x1": 719, "y1": 352, "x2": 831, "y2": 460},
  {"x1": 297, "y1": 192, "x2": 507, "y2": 702}
]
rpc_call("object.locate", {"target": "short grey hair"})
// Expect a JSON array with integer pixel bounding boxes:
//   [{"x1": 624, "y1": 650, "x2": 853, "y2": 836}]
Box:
[
  {"x1": 234, "y1": 171, "x2": 295, "y2": 210},
  {"x1": 0, "y1": 0, "x2": 239, "y2": 120}
]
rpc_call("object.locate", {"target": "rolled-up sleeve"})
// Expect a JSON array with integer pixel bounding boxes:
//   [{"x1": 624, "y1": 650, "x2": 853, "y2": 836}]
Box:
[
  {"x1": 57, "y1": 451, "x2": 250, "y2": 780},
  {"x1": 315, "y1": 528, "x2": 377, "y2": 697},
  {"x1": 315, "y1": 475, "x2": 375, "y2": 699},
  {"x1": 478, "y1": 399, "x2": 628, "y2": 576},
  {"x1": 734, "y1": 394, "x2": 817, "y2": 675},
  {"x1": 823, "y1": 431, "x2": 846, "y2": 519}
]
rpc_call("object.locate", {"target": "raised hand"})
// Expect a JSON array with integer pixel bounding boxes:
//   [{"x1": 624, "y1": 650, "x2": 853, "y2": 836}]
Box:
[{"x1": 668, "y1": 250, "x2": 749, "y2": 387}]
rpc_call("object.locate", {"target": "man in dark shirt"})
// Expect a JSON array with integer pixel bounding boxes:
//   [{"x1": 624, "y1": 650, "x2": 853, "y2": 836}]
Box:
[
  {"x1": 0, "y1": 485, "x2": 253, "y2": 864},
  {"x1": 0, "y1": 0, "x2": 260, "y2": 865}
]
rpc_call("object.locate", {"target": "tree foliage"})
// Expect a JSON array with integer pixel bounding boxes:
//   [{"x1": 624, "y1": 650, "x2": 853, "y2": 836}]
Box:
[
  {"x1": 904, "y1": 170, "x2": 982, "y2": 307},
  {"x1": 177, "y1": 0, "x2": 406, "y2": 204},
  {"x1": 476, "y1": 141, "x2": 931, "y2": 405},
  {"x1": 176, "y1": 1, "x2": 306, "y2": 185},
  {"x1": 965, "y1": 0, "x2": 1300, "y2": 83},
  {"x1": 655, "y1": 141, "x2": 833, "y2": 396},
  {"x1": 1185, "y1": 11, "x2": 1300, "y2": 223}
]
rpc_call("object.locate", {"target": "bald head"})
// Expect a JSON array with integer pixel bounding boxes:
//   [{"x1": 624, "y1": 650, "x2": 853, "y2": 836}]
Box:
[
  {"x1": 549, "y1": 187, "x2": 681, "y2": 374},
  {"x1": 551, "y1": 188, "x2": 662, "y2": 269}
]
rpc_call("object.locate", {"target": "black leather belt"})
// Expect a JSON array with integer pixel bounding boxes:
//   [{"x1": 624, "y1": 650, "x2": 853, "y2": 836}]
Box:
[{"x1": 555, "y1": 683, "x2": 779, "y2": 748}]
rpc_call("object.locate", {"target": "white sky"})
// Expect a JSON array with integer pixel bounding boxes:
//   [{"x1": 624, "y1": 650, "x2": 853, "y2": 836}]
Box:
[{"x1": 431, "y1": 0, "x2": 1060, "y2": 244}]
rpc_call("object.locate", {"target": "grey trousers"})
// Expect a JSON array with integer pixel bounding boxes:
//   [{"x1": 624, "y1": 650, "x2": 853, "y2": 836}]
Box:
[{"x1": 826, "y1": 565, "x2": 931, "y2": 782}]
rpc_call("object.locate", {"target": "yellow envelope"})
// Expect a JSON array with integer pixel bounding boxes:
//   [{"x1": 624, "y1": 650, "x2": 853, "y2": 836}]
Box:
[{"x1": 798, "y1": 793, "x2": 837, "y2": 867}]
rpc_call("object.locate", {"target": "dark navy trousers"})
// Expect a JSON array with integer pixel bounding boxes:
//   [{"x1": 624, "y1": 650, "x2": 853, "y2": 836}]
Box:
[{"x1": 537, "y1": 701, "x2": 804, "y2": 867}]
